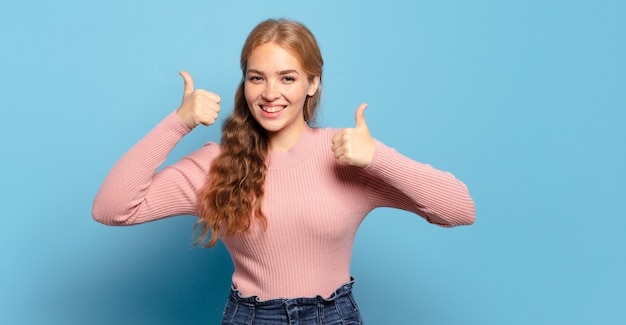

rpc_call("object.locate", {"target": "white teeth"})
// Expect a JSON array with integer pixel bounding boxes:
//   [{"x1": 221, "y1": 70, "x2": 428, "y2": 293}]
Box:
[{"x1": 262, "y1": 106, "x2": 284, "y2": 113}]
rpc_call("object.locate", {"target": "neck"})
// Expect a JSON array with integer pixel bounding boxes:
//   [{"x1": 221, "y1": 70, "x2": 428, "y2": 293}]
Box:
[{"x1": 267, "y1": 120, "x2": 306, "y2": 152}]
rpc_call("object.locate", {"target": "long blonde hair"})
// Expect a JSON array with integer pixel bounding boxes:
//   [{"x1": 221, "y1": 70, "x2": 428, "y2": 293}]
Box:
[{"x1": 194, "y1": 19, "x2": 324, "y2": 247}]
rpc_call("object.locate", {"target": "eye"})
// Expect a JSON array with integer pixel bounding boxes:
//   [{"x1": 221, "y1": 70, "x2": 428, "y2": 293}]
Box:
[
  {"x1": 282, "y1": 76, "x2": 296, "y2": 83},
  {"x1": 248, "y1": 75, "x2": 263, "y2": 83}
]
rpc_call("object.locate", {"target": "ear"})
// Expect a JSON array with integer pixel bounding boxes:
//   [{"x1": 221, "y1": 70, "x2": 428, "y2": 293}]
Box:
[{"x1": 307, "y1": 74, "x2": 321, "y2": 96}]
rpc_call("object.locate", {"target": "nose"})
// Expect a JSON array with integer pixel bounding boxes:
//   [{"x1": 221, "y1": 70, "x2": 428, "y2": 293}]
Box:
[{"x1": 262, "y1": 80, "x2": 280, "y2": 101}]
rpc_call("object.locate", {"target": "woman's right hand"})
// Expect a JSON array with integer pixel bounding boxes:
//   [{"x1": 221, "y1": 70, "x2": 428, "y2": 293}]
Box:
[{"x1": 176, "y1": 71, "x2": 221, "y2": 129}]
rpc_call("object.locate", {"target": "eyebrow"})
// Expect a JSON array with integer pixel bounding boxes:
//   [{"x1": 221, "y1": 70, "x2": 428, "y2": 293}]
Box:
[{"x1": 247, "y1": 68, "x2": 300, "y2": 76}]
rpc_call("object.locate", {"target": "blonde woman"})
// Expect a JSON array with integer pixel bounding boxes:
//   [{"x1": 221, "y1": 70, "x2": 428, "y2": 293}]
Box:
[{"x1": 93, "y1": 18, "x2": 475, "y2": 324}]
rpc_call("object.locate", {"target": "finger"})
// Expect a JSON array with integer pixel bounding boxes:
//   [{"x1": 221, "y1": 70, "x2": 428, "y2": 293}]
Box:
[
  {"x1": 203, "y1": 102, "x2": 221, "y2": 124},
  {"x1": 333, "y1": 146, "x2": 347, "y2": 160},
  {"x1": 198, "y1": 110, "x2": 218, "y2": 126},
  {"x1": 355, "y1": 103, "x2": 368, "y2": 129},
  {"x1": 208, "y1": 92, "x2": 221, "y2": 103},
  {"x1": 196, "y1": 89, "x2": 222, "y2": 103},
  {"x1": 335, "y1": 154, "x2": 348, "y2": 166},
  {"x1": 331, "y1": 133, "x2": 341, "y2": 150},
  {"x1": 199, "y1": 117, "x2": 216, "y2": 126},
  {"x1": 179, "y1": 71, "x2": 194, "y2": 95},
  {"x1": 331, "y1": 131, "x2": 348, "y2": 152},
  {"x1": 206, "y1": 103, "x2": 221, "y2": 118},
  {"x1": 331, "y1": 140, "x2": 341, "y2": 157}
]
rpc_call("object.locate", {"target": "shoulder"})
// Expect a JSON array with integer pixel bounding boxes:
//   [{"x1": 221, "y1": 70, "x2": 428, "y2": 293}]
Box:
[
  {"x1": 310, "y1": 126, "x2": 343, "y2": 138},
  {"x1": 179, "y1": 141, "x2": 222, "y2": 167},
  {"x1": 199, "y1": 141, "x2": 222, "y2": 158},
  {"x1": 201, "y1": 141, "x2": 222, "y2": 154}
]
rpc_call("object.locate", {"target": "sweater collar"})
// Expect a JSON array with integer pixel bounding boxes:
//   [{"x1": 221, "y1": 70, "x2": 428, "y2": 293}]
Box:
[{"x1": 267, "y1": 125, "x2": 318, "y2": 170}]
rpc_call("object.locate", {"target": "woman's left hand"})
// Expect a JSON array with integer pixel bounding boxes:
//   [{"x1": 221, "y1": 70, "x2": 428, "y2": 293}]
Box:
[{"x1": 331, "y1": 103, "x2": 375, "y2": 167}]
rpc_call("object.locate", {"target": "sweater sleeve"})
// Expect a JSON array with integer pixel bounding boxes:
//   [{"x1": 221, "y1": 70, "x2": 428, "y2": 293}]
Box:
[
  {"x1": 92, "y1": 111, "x2": 216, "y2": 226},
  {"x1": 359, "y1": 140, "x2": 476, "y2": 227}
]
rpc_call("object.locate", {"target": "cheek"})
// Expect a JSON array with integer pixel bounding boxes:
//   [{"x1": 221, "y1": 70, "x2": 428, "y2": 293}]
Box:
[
  {"x1": 286, "y1": 86, "x2": 307, "y2": 101},
  {"x1": 244, "y1": 85, "x2": 255, "y2": 104},
  {"x1": 243, "y1": 84, "x2": 251, "y2": 96}
]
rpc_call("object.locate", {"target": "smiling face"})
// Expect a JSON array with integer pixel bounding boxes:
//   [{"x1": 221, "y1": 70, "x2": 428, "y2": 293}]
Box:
[{"x1": 244, "y1": 42, "x2": 320, "y2": 150}]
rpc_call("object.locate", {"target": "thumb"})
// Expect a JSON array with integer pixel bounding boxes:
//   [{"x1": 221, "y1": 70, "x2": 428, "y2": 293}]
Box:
[
  {"x1": 179, "y1": 71, "x2": 194, "y2": 95},
  {"x1": 355, "y1": 103, "x2": 369, "y2": 129}
]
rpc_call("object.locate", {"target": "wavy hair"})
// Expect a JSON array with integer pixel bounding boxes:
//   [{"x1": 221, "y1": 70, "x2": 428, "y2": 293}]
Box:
[{"x1": 194, "y1": 19, "x2": 324, "y2": 247}]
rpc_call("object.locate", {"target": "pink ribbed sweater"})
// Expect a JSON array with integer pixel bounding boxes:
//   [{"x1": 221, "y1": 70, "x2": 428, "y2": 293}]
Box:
[{"x1": 92, "y1": 111, "x2": 475, "y2": 300}]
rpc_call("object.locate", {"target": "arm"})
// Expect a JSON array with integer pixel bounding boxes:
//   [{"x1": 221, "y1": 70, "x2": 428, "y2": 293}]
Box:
[
  {"x1": 92, "y1": 112, "x2": 196, "y2": 225},
  {"x1": 360, "y1": 141, "x2": 475, "y2": 227},
  {"x1": 332, "y1": 103, "x2": 475, "y2": 227},
  {"x1": 92, "y1": 71, "x2": 221, "y2": 225}
]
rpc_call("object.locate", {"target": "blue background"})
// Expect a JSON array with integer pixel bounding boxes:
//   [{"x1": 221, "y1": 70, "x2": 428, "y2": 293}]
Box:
[{"x1": 1, "y1": 0, "x2": 624, "y2": 324}]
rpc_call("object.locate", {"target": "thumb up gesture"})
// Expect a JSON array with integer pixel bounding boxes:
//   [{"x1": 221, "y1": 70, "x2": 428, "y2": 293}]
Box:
[
  {"x1": 331, "y1": 103, "x2": 375, "y2": 167},
  {"x1": 176, "y1": 71, "x2": 221, "y2": 129}
]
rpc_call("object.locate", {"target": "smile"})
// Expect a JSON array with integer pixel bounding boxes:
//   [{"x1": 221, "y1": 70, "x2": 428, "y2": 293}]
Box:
[{"x1": 261, "y1": 105, "x2": 286, "y2": 113}]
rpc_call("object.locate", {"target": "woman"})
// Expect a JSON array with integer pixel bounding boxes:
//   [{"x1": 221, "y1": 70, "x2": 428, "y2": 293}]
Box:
[{"x1": 93, "y1": 18, "x2": 475, "y2": 324}]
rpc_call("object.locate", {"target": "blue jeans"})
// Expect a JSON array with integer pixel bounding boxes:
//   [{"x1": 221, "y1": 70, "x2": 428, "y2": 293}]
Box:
[{"x1": 220, "y1": 278, "x2": 363, "y2": 325}]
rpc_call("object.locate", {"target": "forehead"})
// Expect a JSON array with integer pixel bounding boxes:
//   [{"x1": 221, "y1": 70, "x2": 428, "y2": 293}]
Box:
[{"x1": 247, "y1": 42, "x2": 304, "y2": 72}]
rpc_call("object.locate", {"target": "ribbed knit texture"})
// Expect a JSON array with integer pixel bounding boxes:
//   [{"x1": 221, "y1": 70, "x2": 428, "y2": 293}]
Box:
[{"x1": 92, "y1": 111, "x2": 475, "y2": 300}]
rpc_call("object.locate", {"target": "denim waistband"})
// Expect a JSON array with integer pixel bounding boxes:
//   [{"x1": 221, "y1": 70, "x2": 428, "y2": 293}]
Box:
[{"x1": 229, "y1": 277, "x2": 356, "y2": 307}]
